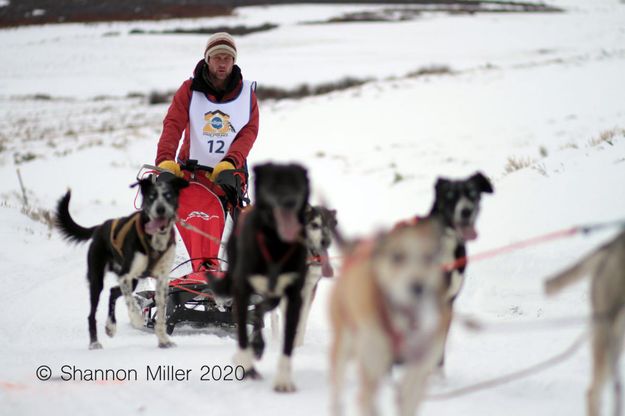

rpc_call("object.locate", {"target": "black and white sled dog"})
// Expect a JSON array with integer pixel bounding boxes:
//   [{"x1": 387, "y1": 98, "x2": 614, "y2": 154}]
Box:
[
  {"x1": 212, "y1": 162, "x2": 309, "y2": 392},
  {"x1": 411, "y1": 172, "x2": 493, "y2": 367},
  {"x1": 271, "y1": 205, "x2": 337, "y2": 347},
  {"x1": 55, "y1": 174, "x2": 188, "y2": 350}
]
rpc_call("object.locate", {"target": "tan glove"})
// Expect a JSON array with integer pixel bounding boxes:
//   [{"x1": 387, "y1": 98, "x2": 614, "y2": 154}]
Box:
[
  {"x1": 209, "y1": 161, "x2": 235, "y2": 182},
  {"x1": 157, "y1": 160, "x2": 183, "y2": 178}
]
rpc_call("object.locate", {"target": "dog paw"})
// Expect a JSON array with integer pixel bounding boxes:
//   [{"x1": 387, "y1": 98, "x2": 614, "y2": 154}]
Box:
[
  {"x1": 129, "y1": 312, "x2": 144, "y2": 329},
  {"x1": 105, "y1": 318, "x2": 117, "y2": 338},
  {"x1": 233, "y1": 348, "x2": 254, "y2": 367},
  {"x1": 273, "y1": 355, "x2": 296, "y2": 392},
  {"x1": 273, "y1": 379, "x2": 297, "y2": 393},
  {"x1": 158, "y1": 340, "x2": 176, "y2": 349},
  {"x1": 89, "y1": 341, "x2": 103, "y2": 350},
  {"x1": 244, "y1": 367, "x2": 263, "y2": 380}
]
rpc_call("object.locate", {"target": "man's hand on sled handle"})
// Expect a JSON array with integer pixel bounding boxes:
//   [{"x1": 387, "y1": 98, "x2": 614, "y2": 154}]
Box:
[
  {"x1": 157, "y1": 160, "x2": 184, "y2": 178},
  {"x1": 209, "y1": 160, "x2": 235, "y2": 182}
]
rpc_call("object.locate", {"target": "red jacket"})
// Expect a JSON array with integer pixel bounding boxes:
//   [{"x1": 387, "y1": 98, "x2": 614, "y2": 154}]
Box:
[{"x1": 155, "y1": 61, "x2": 259, "y2": 170}]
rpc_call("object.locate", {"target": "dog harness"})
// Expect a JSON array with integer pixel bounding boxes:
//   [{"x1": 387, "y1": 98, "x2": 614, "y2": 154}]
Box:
[
  {"x1": 256, "y1": 232, "x2": 298, "y2": 283},
  {"x1": 308, "y1": 253, "x2": 323, "y2": 266},
  {"x1": 372, "y1": 283, "x2": 419, "y2": 364},
  {"x1": 393, "y1": 215, "x2": 421, "y2": 230},
  {"x1": 109, "y1": 212, "x2": 174, "y2": 276},
  {"x1": 110, "y1": 212, "x2": 149, "y2": 260},
  {"x1": 235, "y1": 205, "x2": 300, "y2": 289},
  {"x1": 340, "y1": 239, "x2": 421, "y2": 364}
]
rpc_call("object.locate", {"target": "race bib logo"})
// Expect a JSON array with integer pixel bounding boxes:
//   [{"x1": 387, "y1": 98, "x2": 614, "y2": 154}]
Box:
[{"x1": 203, "y1": 110, "x2": 236, "y2": 137}]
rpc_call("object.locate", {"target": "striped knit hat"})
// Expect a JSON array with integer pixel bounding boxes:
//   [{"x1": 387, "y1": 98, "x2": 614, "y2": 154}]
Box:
[{"x1": 204, "y1": 32, "x2": 237, "y2": 63}]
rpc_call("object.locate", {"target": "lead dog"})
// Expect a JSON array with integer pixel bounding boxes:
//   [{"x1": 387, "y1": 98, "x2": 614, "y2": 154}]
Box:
[
  {"x1": 55, "y1": 174, "x2": 188, "y2": 349},
  {"x1": 415, "y1": 172, "x2": 493, "y2": 367},
  {"x1": 271, "y1": 205, "x2": 337, "y2": 347},
  {"x1": 215, "y1": 163, "x2": 309, "y2": 392},
  {"x1": 329, "y1": 218, "x2": 447, "y2": 416},
  {"x1": 545, "y1": 229, "x2": 625, "y2": 416}
]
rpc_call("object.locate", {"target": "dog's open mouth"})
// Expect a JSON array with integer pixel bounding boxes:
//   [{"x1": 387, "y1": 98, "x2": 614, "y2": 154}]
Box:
[
  {"x1": 455, "y1": 223, "x2": 477, "y2": 241},
  {"x1": 273, "y1": 207, "x2": 302, "y2": 242},
  {"x1": 145, "y1": 218, "x2": 171, "y2": 235}
]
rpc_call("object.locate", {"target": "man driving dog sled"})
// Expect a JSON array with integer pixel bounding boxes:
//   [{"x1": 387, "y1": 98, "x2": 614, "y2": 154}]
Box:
[
  {"x1": 155, "y1": 32, "x2": 259, "y2": 193},
  {"x1": 154, "y1": 32, "x2": 259, "y2": 273}
]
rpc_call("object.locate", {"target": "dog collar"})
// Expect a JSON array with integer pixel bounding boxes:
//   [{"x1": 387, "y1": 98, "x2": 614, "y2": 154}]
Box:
[
  {"x1": 256, "y1": 232, "x2": 298, "y2": 270},
  {"x1": 307, "y1": 250, "x2": 323, "y2": 266}
]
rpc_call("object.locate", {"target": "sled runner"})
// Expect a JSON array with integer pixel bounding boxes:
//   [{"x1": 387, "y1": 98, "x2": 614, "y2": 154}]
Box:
[{"x1": 133, "y1": 160, "x2": 256, "y2": 335}]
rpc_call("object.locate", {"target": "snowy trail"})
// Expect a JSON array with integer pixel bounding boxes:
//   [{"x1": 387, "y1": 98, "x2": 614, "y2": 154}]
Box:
[{"x1": 1, "y1": 1, "x2": 625, "y2": 415}]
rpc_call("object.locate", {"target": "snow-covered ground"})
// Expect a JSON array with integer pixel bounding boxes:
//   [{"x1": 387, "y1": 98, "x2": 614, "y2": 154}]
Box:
[{"x1": 1, "y1": 1, "x2": 625, "y2": 415}]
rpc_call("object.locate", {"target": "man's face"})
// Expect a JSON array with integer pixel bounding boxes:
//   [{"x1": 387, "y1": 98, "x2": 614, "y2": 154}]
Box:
[{"x1": 207, "y1": 53, "x2": 234, "y2": 82}]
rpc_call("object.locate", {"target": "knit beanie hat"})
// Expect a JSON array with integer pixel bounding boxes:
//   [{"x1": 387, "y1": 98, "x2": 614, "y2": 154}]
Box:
[{"x1": 204, "y1": 32, "x2": 237, "y2": 63}]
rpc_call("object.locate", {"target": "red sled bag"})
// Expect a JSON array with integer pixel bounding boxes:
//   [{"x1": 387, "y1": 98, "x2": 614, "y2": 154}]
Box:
[
  {"x1": 134, "y1": 164, "x2": 252, "y2": 335},
  {"x1": 175, "y1": 181, "x2": 225, "y2": 273}
]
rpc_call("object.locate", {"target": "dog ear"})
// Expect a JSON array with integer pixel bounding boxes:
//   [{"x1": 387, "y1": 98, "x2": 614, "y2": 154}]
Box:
[
  {"x1": 134, "y1": 177, "x2": 154, "y2": 196},
  {"x1": 253, "y1": 164, "x2": 270, "y2": 179},
  {"x1": 295, "y1": 165, "x2": 310, "y2": 221},
  {"x1": 470, "y1": 172, "x2": 494, "y2": 194},
  {"x1": 302, "y1": 169, "x2": 310, "y2": 211},
  {"x1": 305, "y1": 204, "x2": 314, "y2": 222},
  {"x1": 253, "y1": 164, "x2": 270, "y2": 192},
  {"x1": 170, "y1": 177, "x2": 189, "y2": 192},
  {"x1": 325, "y1": 209, "x2": 338, "y2": 228},
  {"x1": 434, "y1": 178, "x2": 451, "y2": 195},
  {"x1": 371, "y1": 230, "x2": 390, "y2": 258}
]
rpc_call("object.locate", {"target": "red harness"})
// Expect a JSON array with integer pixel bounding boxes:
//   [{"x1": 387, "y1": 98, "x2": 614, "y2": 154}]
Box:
[
  {"x1": 373, "y1": 284, "x2": 409, "y2": 361},
  {"x1": 393, "y1": 215, "x2": 422, "y2": 230},
  {"x1": 308, "y1": 254, "x2": 323, "y2": 266},
  {"x1": 236, "y1": 205, "x2": 299, "y2": 279},
  {"x1": 339, "y1": 239, "x2": 411, "y2": 361},
  {"x1": 255, "y1": 232, "x2": 298, "y2": 270}
]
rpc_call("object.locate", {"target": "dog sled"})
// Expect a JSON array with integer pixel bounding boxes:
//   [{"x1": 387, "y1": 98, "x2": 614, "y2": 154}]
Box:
[{"x1": 133, "y1": 160, "x2": 257, "y2": 335}]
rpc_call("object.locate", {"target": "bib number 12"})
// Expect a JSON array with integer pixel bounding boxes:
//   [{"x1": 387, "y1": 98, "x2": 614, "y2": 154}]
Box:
[{"x1": 207, "y1": 140, "x2": 225, "y2": 154}]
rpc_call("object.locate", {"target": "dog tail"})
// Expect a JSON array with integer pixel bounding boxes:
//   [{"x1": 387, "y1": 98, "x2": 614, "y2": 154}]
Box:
[
  {"x1": 54, "y1": 190, "x2": 96, "y2": 243},
  {"x1": 544, "y1": 246, "x2": 608, "y2": 296}
]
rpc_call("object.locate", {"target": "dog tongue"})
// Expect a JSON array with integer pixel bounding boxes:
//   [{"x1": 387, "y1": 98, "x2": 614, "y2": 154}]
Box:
[
  {"x1": 459, "y1": 225, "x2": 478, "y2": 241},
  {"x1": 320, "y1": 248, "x2": 334, "y2": 277},
  {"x1": 274, "y1": 207, "x2": 302, "y2": 242},
  {"x1": 145, "y1": 218, "x2": 168, "y2": 235}
]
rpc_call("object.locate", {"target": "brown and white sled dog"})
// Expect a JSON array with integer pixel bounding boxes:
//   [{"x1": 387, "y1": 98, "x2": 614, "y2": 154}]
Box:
[
  {"x1": 55, "y1": 174, "x2": 188, "y2": 349},
  {"x1": 545, "y1": 230, "x2": 625, "y2": 416},
  {"x1": 329, "y1": 218, "x2": 448, "y2": 416},
  {"x1": 271, "y1": 205, "x2": 337, "y2": 347}
]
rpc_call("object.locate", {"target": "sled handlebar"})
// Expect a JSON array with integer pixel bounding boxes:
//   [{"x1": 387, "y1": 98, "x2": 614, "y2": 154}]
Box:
[
  {"x1": 136, "y1": 160, "x2": 213, "y2": 180},
  {"x1": 136, "y1": 161, "x2": 249, "y2": 216},
  {"x1": 136, "y1": 162, "x2": 245, "y2": 190},
  {"x1": 180, "y1": 159, "x2": 213, "y2": 174}
]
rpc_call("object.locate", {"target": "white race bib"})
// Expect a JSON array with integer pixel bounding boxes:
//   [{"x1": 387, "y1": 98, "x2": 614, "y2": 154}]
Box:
[{"x1": 188, "y1": 80, "x2": 255, "y2": 167}]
